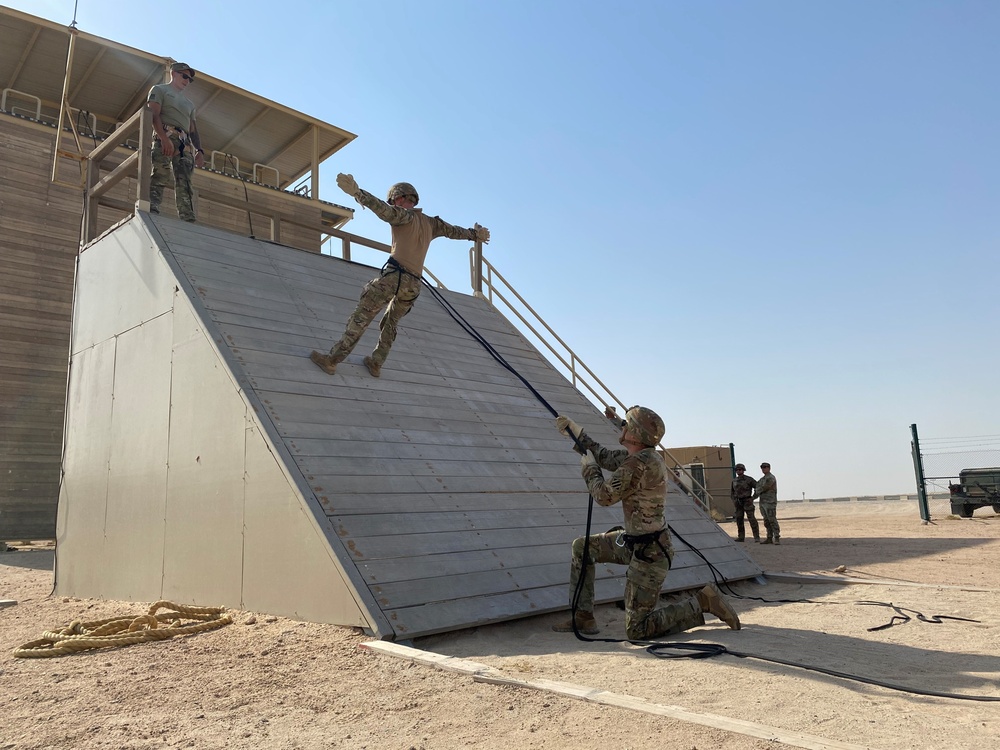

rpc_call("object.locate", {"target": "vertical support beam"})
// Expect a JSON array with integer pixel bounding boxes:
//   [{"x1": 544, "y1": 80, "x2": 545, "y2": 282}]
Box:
[
  {"x1": 311, "y1": 125, "x2": 320, "y2": 201},
  {"x1": 136, "y1": 105, "x2": 152, "y2": 212},
  {"x1": 51, "y1": 25, "x2": 78, "y2": 182},
  {"x1": 341, "y1": 237, "x2": 351, "y2": 261},
  {"x1": 83, "y1": 157, "x2": 100, "y2": 245},
  {"x1": 270, "y1": 213, "x2": 282, "y2": 244},
  {"x1": 910, "y1": 423, "x2": 930, "y2": 522},
  {"x1": 471, "y1": 236, "x2": 483, "y2": 294}
]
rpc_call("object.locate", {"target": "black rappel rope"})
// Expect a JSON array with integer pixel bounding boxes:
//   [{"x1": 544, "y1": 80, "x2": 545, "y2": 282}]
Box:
[{"x1": 419, "y1": 280, "x2": 999, "y2": 703}]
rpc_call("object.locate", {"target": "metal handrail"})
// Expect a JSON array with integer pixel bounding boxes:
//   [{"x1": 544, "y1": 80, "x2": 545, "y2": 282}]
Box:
[{"x1": 471, "y1": 253, "x2": 717, "y2": 514}]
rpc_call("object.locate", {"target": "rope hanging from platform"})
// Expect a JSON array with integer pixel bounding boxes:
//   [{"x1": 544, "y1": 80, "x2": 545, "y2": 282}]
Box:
[{"x1": 13, "y1": 600, "x2": 232, "y2": 659}]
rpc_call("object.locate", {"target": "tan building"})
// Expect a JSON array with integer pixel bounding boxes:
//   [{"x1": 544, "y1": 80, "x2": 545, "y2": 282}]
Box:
[
  {"x1": 661, "y1": 445, "x2": 737, "y2": 519},
  {"x1": 0, "y1": 6, "x2": 355, "y2": 540}
]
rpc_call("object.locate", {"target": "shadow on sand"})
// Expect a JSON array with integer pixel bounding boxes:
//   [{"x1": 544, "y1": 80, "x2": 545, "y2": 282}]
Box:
[{"x1": 0, "y1": 548, "x2": 55, "y2": 572}]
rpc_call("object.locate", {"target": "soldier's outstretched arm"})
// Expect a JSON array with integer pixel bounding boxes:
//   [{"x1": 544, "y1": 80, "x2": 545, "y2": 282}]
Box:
[
  {"x1": 431, "y1": 215, "x2": 491, "y2": 243},
  {"x1": 336, "y1": 172, "x2": 414, "y2": 226}
]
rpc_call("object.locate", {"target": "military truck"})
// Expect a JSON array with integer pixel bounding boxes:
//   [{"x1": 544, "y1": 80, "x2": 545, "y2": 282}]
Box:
[{"x1": 948, "y1": 468, "x2": 1000, "y2": 518}]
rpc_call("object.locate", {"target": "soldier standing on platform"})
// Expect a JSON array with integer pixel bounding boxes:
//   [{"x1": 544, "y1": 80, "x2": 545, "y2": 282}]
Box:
[{"x1": 147, "y1": 62, "x2": 204, "y2": 222}]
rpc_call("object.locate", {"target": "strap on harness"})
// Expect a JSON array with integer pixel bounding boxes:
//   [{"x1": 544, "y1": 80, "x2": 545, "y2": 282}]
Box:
[
  {"x1": 618, "y1": 527, "x2": 671, "y2": 562},
  {"x1": 162, "y1": 125, "x2": 188, "y2": 154},
  {"x1": 382, "y1": 256, "x2": 420, "y2": 296}
]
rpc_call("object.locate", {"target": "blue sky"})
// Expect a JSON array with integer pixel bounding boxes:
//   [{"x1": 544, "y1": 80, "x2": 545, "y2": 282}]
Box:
[{"x1": 12, "y1": 0, "x2": 1000, "y2": 499}]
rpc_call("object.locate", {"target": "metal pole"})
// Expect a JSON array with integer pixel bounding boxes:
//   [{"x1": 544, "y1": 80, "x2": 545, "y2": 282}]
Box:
[
  {"x1": 729, "y1": 442, "x2": 736, "y2": 481},
  {"x1": 910, "y1": 423, "x2": 930, "y2": 522},
  {"x1": 51, "y1": 24, "x2": 78, "y2": 183}
]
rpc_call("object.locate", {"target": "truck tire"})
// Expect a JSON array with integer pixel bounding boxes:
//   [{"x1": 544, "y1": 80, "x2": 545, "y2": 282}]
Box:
[
  {"x1": 952, "y1": 504, "x2": 974, "y2": 518},
  {"x1": 992, "y1": 504, "x2": 1000, "y2": 514}
]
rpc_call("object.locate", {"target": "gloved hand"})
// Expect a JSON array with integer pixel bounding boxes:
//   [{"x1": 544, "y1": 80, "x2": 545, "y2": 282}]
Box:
[
  {"x1": 581, "y1": 453, "x2": 598, "y2": 472},
  {"x1": 555, "y1": 415, "x2": 583, "y2": 440},
  {"x1": 474, "y1": 223, "x2": 490, "y2": 243},
  {"x1": 336, "y1": 173, "x2": 360, "y2": 196}
]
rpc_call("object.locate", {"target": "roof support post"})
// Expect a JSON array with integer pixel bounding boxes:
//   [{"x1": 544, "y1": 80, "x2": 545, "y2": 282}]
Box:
[{"x1": 311, "y1": 125, "x2": 320, "y2": 201}]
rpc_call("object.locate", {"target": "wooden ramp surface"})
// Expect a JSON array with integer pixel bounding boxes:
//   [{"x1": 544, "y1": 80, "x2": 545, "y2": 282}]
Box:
[{"x1": 148, "y1": 215, "x2": 762, "y2": 638}]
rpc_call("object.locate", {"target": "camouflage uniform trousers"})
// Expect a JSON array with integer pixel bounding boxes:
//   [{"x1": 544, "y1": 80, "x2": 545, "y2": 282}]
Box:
[
  {"x1": 733, "y1": 497, "x2": 760, "y2": 540},
  {"x1": 329, "y1": 264, "x2": 421, "y2": 367},
  {"x1": 759, "y1": 500, "x2": 780, "y2": 540},
  {"x1": 150, "y1": 133, "x2": 195, "y2": 222},
  {"x1": 567, "y1": 530, "x2": 703, "y2": 640}
]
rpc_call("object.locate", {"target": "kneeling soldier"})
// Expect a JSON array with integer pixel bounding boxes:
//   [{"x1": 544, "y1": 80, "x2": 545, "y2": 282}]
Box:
[{"x1": 552, "y1": 407, "x2": 741, "y2": 637}]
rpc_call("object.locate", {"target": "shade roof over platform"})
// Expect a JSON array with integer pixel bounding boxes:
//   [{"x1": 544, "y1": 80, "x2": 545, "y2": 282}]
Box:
[{"x1": 0, "y1": 5, "x2": 355, "y2": 189}]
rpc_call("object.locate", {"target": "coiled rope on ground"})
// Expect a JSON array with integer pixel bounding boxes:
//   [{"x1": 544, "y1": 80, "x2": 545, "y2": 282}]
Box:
[{"x1": 12, "y1": 600, "x2": 231, "y2": 658}]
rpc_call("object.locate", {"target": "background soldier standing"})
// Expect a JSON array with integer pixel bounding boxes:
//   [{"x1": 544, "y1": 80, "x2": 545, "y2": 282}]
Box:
[
  {"x1": 146, "y1": 62, "x2": 204, "y2": 222},
  {"x1": 551, "y1": 407, "x2": 741, "y2": 638},
  {"x1": 730, "y1": 463, "x2": 760, "y2": 542},
  {"x1": 753, "y1": 462, "x2": 780, "y2": 544},
  {"x1": 310, "y1": 174, "x2": 489, "y2": 378}
]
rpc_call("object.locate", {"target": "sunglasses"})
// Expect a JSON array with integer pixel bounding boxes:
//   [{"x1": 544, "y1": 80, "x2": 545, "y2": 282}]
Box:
[{"x1": 180, "y1": 73, "x2": 194, "y2": 82}]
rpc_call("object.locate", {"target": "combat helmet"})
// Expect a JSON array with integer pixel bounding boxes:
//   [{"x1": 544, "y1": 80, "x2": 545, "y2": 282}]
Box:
[
  {"x1": 387, "y1": 182, "x2": 419, "y2": 206},
  {"x1": 624, "y1": 406, "x2": 665, "y2": 447}
]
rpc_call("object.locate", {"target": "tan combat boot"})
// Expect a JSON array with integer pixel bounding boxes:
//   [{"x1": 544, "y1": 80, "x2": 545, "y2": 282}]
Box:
[
  {"x1": 551, "y1": 611, "x2": 600, "y2": 635},
  {"x1": 310, "y1": 351, "x2": 339, "y2": 375},
  {"x1": 363, "y1": 356, "x2": 382, "y2": 378},
  {"x1": 696, "y1": 584, "x2": 741, "y2": 630},
  {"x1": 310, "y1": 344, "x2": 349, "y2": 376}
]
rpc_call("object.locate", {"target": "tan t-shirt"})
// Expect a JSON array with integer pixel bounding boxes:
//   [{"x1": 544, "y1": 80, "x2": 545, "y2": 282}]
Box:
[{"x1": 147, "y1": 83, "x2": 196, "y2": 131}]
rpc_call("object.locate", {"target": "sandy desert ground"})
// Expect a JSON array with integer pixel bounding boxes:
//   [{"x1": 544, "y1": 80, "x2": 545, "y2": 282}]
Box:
[{"x1": 2, "y1": 497, "x2": 998, "y2": 750}]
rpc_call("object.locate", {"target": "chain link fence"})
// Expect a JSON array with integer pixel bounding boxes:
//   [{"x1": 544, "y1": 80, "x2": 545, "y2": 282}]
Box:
[{"x1": 911, "y1": 426, "x2": 1000, "y2": 519}]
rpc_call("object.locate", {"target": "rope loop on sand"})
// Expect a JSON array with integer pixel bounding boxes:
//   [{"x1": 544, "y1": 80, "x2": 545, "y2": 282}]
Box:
[{"x1": 13, "y1": 601, "x2": 232, "y2": 658}]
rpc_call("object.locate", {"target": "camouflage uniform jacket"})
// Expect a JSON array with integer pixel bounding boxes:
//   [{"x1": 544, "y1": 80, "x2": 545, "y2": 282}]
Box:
[
  {"x1": 731, "y1": 474, "x2": 757, "y2": 502},
  {"x1": 580, "y1": 437, "x2": 667, "y2": 536},
  {"x1": 354, "y1": 189, "x2": 477, "y2": 275},
  {"x1": 754, "y1": 473, "x2": 777, "y2": 502}
]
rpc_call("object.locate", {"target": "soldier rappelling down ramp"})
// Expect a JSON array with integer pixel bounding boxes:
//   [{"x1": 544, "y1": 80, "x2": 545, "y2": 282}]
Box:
[{"x1": 310, "y1": 174, "x2": 489, "y2": 378}]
